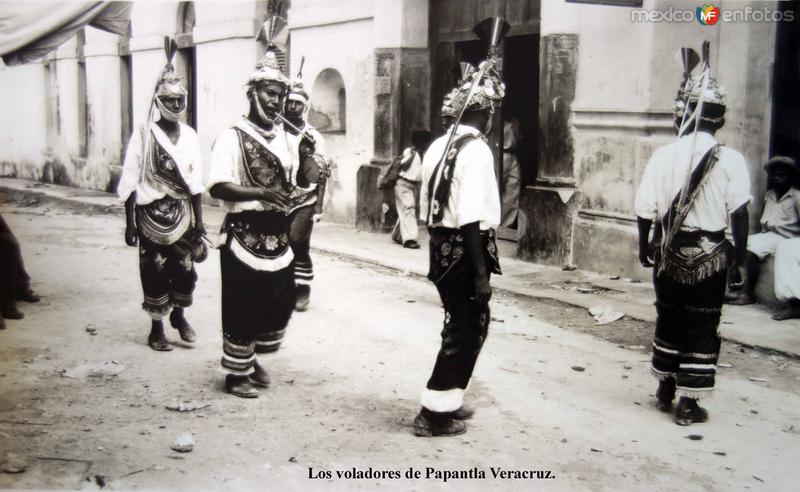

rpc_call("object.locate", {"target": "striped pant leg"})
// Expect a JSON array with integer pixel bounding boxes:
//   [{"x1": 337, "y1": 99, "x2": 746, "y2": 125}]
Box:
[
  {"x1": 220, "y1": 246, "x2": 257, "y2": 375},
  {"x1": 675, "y1": 271, "x2": 726, "y2": 400},
  {"x1": 652, "y1": 270, "x2": 725, "y2": 399},
  {"x1": 289, "y1": 205, "x2": 315, "y2": 285},
  {"x1": 254, "y1": 266, "x2": 296, "y2": 360},
  {"x1": 651, "y1": 272, "x2": 682, "y2": 380}
]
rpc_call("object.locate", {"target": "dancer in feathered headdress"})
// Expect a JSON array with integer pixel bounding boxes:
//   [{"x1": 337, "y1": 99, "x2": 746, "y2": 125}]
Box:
[
  {"x1": 283, "y1": 55, "x2": 332, "y2": 312},
  {"x1": 207, "y1": 16, "x2": 307, "y2": 398},
  {"x1": 117, "y1": 37, "x2": 206, "y2": 352},
  {"x1": 634, "y1": 41, "x2": 751, "y2": 426},
  {"x1": 413, "y1": 17, "x2": 509, "y2": 437}
]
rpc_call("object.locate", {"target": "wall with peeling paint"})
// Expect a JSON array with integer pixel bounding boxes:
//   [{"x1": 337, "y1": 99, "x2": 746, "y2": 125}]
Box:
[
  {"x1": 289, "y1": 12, "x2": 376, "y2": 224},
  {"x1": 0, "y1": 60, "x2": 47, "y2": 180},
  {"x1": 562, "y1": 0, "x2": 777, "y2": 279}
]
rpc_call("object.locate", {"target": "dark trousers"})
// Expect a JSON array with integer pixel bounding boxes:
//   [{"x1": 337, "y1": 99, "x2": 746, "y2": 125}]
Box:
[
  {"x1": 0, "y1": 213, "x2": 31, "y2": 309},
  {"x1": 426, "y1": 259, "x2": 491, "y2": 392},
  {"x1": 220, "y1": 246, "x2": 296, "y2": 375},
  {"x1": 138, "y1": 234, "x2": 197, "y2": 319},
  {"x1": 289, "y1": 204, "x2": 315, "y2": 284},
  {"x1": 652, "y1": 269, "x2": 726, "y2": 398}
]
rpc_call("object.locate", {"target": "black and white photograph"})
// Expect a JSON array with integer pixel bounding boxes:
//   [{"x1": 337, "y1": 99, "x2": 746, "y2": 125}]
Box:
[{"x1": 0, "y1": 0, "x2": 799, "y2": 490}]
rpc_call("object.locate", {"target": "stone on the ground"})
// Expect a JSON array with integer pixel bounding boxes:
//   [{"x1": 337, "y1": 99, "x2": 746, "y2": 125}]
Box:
[{"x1": 171, "y1": 433, "x2": 195, "y2": 453}]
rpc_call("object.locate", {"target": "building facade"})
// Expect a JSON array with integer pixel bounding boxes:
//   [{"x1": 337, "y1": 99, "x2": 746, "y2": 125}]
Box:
[{"x1": 0, "y1": 0, "x2": 794, "y2": 279}]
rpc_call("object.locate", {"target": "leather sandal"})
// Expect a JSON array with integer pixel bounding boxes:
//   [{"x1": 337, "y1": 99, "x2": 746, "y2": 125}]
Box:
[
  {"x1": 170, "y1": 312, "x2": 197, "y2": 343},
  {"x1": 413, "y1": 410, "x2": 466, "y2": 437},
  {"x1": 449, "y1": 405, "x2": 475, "y2": 420},
  {"x1": 148, "y1": 335, "x2": 173, "y2": 352},
  {"x1": 674, "y1": 397, "x2": 709, "y2": 426},
  {"x1": 226, "y1": 375, "x2": 259, "y2": 398},
  {"x1": 655, "y1": 378, "x2": 676, "y2": 413},
  {"x1": 250, "y1": 363, "x2": 270, "y2": 388}
]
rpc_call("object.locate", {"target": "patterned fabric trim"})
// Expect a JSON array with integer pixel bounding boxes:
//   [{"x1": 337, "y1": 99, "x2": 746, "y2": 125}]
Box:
[
  {"x1": 143, "y1": 293, "x2": 171, "y2": 320},
  {"x1": 427, "y1": 227, "x2": 502, "y2": 283},
  {"x1": 650, "y1": 366, "x2": 675, "y2": 381},
  {"x1": 676, "y1": 386, "x2": 714, "y2": 400},
  {"x1": 228, "y1": 237, "x2": 294, "y2": 272},
  {"x1": 294, "y1": 262, "x2": 314, "y2": 283},
  {"x1": 223, "y1": 339, "x2": 255, "y2": 357},
  {"x1": 137, "y1": 196, "x2": 192, "y2": 246},
  {"x1": 221, "y1": 355, "x2": 255, "y2": 376},
  {"x1": 170, "y1": 291, "x2": 193, "y2": 307},
  {"x1": 659, "y1": 239, "x2": 731, "y2": 285},
  {"x1": 288, "y1": 188, "x2": 317, "y2": 214}
]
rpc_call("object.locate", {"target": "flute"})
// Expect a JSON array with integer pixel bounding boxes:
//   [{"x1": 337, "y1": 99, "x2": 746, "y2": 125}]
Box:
[{"x1": 274, "y1": 112, "x2": 317, "y2": 145}]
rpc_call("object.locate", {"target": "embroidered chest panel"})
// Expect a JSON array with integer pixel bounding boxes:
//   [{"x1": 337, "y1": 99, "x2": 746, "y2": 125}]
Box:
[
  {"x1": 149, "y1": 133, "x2": 189, "y2": 194},
  {"x1": 235, "y1": 128, "x2": 290, "y2": 192}
]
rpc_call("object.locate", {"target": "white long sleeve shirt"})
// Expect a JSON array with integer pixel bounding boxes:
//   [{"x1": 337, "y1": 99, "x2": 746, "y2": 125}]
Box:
[
  {"x1": 419, "y1": 124, "x2": 501, "y2": 230},
  {"x1": 117, "y1": 122, "x2": 204, "y2": 204},
  {"x1": 634, "y1": 131, "x2": 752, "y2": 231}
]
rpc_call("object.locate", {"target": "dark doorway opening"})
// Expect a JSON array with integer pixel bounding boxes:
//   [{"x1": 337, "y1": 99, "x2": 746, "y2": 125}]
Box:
[
  {"x1": 771, "y1": 2, "x2": 800, "y2": 161},
  {"x1": 453, "y1": 35, "x2": 539, "y2": 238},
  {"x1": 502, "y1": 34, "x2": 539, "y2": 189}
]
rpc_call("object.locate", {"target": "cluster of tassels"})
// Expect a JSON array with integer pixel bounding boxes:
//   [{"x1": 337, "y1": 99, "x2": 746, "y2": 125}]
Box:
[{"x1": 657, "y1": 244, "x2": 730, "y2": 285}]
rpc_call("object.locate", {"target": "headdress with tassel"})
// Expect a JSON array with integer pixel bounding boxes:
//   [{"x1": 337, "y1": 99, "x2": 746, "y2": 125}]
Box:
[
  {"x1": 152, "y1": 37, "x2": 187, "y2": 123},
  {"x1": 675, "y1": 41, "x2": 726, "y2": 137}
]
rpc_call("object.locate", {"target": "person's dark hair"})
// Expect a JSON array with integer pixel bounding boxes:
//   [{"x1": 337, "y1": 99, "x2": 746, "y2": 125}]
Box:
[
  {"x1": 411, "y1": 130, "x2": 432, "y2": 148},
  {"x1": 765, "y1": 155, "x2": 800, "y2": 188}
]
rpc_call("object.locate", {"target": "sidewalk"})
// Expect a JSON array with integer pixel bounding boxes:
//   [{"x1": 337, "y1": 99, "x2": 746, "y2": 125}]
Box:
[{"x1": 2, "y1": 177, "x2": 799, "y2": 357}]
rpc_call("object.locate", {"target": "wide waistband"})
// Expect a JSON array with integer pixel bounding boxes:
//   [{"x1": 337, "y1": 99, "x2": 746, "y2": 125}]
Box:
[
  {"x1": 428, "y1": 226, "x2": 493, "y2": 237},
  {"x1": 673, "y1": 229, "x2": 726, "y2": 246}
]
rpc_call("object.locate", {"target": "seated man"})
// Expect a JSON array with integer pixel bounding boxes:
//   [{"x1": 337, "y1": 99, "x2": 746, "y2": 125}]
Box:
[{"x1": 728, "y1": 155, "x2": 800, "y2": 320}]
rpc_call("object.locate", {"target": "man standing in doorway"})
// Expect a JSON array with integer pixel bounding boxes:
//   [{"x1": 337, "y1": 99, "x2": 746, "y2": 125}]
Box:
[{"x1": 392, "y1": 130, "x2": 432, "y2": 249}]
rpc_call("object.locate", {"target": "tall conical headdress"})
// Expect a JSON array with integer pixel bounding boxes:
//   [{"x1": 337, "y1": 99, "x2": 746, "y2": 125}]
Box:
[
  {"x1": 674, "y1": 40, "x2": 726, "y2": 136},
  {"x1": 473, "y1": 17, "x2": 510, "y2": 59},
  {"x1": 155, "y1": 36, "x2": 187, "y2": 96},
  {"x1": 250, "y1": 16, "x2": 289, "y2": 86},
  {"x1": 443, "y1": 17, "x2": 509, "y2": 116}
]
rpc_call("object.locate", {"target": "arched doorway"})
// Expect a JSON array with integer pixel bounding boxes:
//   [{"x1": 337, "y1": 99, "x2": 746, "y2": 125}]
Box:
[{"x1": 308, "y1": 68, "x2": 346, "y2": 133}]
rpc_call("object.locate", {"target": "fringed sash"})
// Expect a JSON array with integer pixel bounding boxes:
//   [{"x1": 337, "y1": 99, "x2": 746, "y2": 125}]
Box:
[
  {"x1": 658, "y1": 230, "x2": 730, "y2": 285},
  {"x1": 657, "y1": 144, "x2": 730, "y2": 284}
]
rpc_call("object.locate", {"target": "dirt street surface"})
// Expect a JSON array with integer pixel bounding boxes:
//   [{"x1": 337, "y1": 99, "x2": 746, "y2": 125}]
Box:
[{"x1": 1, "y1": 193, "x2": 799, "y2": 491}]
